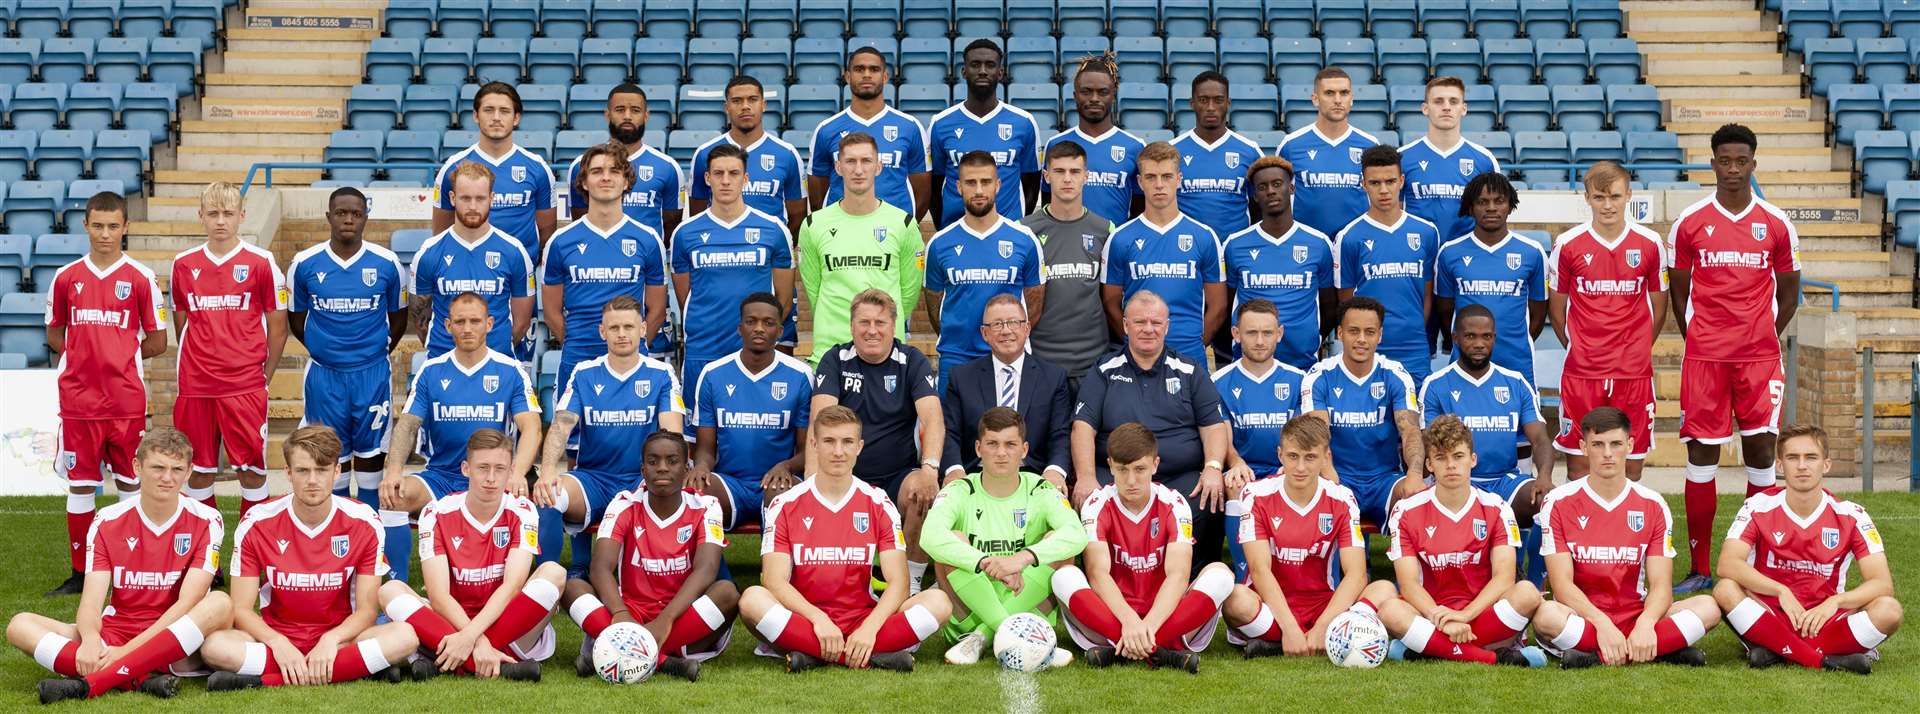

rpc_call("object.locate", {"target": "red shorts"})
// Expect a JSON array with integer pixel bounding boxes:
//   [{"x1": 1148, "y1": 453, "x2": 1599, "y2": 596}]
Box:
[
  {"x1": 1572, "y1": 606, "x2": 1648, "y2": 650},
  {"x1": 57, "y1": 418, "x2": 144, "y2": 487},
  {"x1": 1285, "y1": 590, "x2": 1334, "y2": 630},
  {"x1": 1554, "y1": 376, "x2": 1655, "y2": 458},
  {"x1": 173, "y1": 391, "x2": 268, "y2": 473},
  {"x1": 100, "y1": 614, "x2": 152, "y2": 647},
  {"x1": 265, "y1": 617, "x2": 330, "y2": 653},
  {"x1": 1752, "y1": 593, "x2": 1853, "y2": 629},
  {"x1": 1679, "y1": 358, "x2": 1784, "y2": 444},
  {"x1": 820, "y1": 605, "x2": 879, "y2": 635}
]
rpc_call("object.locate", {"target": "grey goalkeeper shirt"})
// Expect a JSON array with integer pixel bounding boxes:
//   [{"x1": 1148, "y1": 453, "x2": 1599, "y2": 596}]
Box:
[{"x1": 1021, "y1": 204, "x2": 1114, "y2": 380}]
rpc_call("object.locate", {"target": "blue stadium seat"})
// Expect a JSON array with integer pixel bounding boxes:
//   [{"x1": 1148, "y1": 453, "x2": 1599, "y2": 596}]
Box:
[
  {"x1": 1625, "y1": 131, "x2": 1683, "y2": 182},
  {"x1": 384, "y1": 0, "x2": 435, "y2": 38},
  {"x1": 564, "y1": 84, "x2": 609, "y2": 130},
  {"x1": 1497, "y1": 84, "x2": 1551, "y2": 132},
  {"x1": 695, "y1": 0, "x2": 747, "y2": 39},
  {"x1": 1057, "y1": 0, "x2": 1107, "y2": 37},
  {"x1": 1606, "y1": 84, "x2": 1661, "y2": 134},
  {"x1": 1858, "y1": 38, "x2": 1911, "y2": 86},
  {"x1": 1892, "y1": 1, "x2": 1920, "y2": 43},
  {"x1": 516, "y1": 130, "x2": 554, "y2": 158},
  {"x1": 347, "y1": 84, "x2": 403, "y2": 133},
  {"x1": 1318, "y1": 0, "x2": 1369, "y2": 38},
  {"x1": 686, "y1": 38, "x2": 739, "y2": 86},
  {"x1": 901, "y1": 1, "x2": 950, "y2": 38},
  {"x1": 382, "y1": 130, "x2": 439, "y2": 185},
  {"x1": 33, "y1": 130, "x2": 89, "y2": 185},
  {"x1": 1467, "y1": 131, "x2": 1514, "y2": 165},
  {"x1": 364, "y1": 38, "x2": 419, "y2": 86},
  {"x1": 59, "y1": 179, "x2": 116, "y2": 231},
  {"x1": 900, "y1": 38, "x2": 951, "y2": 87},
  {"x1": 746, "y1": 2, "x2": 795, "y2": 39},
  {"x1": 849, "y1": 0, "x2": 898, "y2": 39},
  {"x1": 39, "y1": 38, "x2": 93, "y2": 86},
  {"x1": 1243, "y1": 130, "x2": 1286, "y2": 150},
  {"x1": 1429, "y1": 39, "x2": 1482, "y2": 82},
  {"x1": 0, "y1": 350, "x2": 33, "y2": 370},
  {"x1": 1514, "y1": 131, "x2": 1570, "y2": 182},
  {"x1": 1464, "y1": 84, "x2": 1497, "y2": 132},
  {"x1": 633, "y1": 39, "x2": 686, "y2": 86},
  {"x1": 1826, "y1": 84, "x2": 1881, "y2": 145},
  {"x1": 589, "y1": 0, "x2": 643, "y2": 39},
  {"x1": 541, "y1": 0, "x2": 592, "y2": 39},
  {"x1": 1471, "y1": 0, "x2": 1522, "y2": 39},
  {"x1": 761, "y1": 84, "x2": 786, "y2": 131},
  {"x1": 666, "y1": 129, "x2": 705, "y2": 165},
  {"x1": 0, "y1": 132, "x2": 30, "y2": 184},
  {"x1": 1569, "y1": 130, "x2": 1624, "y2": 164},
  {"x1": 1856, "y1": 130, "x2": 1911, "y2": 194},
  {"x1": 119, "y1": 0, "x2": 171, "y2": 39},
  {"x1": 173, "y1": 0, "x2": 227, "y2": 49},
  {"x1": 1782, "y1": 0, "x2": 1834, "y2": 54},
  {"x1": 0, "y1": 39, "x2": 33, "y2": 88},
  {"x1": 30, "y1": 233, "x2": 86, "y2": 287},
  {"x1": 1806, "y1": 38, "x2": 1858, "y2": 97},
  {"x1": 93, "y1": 38, "x2": 147, "y2": 87},
  {"x1": 1420, "y1": 0, "x2": 1472, "y2": 39},
  {"x1": 677, "y1": 86, "x2": 726, "y2": 132},
  {"x1": 1535, "y1": 39, "x2": 1588, "y2": 86},
  {"x1": 6, "y1": 183, "x2": 64, "y2": 241},
  {"x1": 1167, "y1": 38, "x2": 1216, "y2": 87},
  {"x1": 1370, "y1": 0, "x2": 1418, "y2": 39},
  {"x1": 1111, "y1": 0, "x2": 1159, "y2": 37},
  {"x1": 527, "y1": 38, "x2": 580, "y2": 86},
  {"x1": 1552, "y1": 84, "x2": 1606, "y2": 132},
  {"x1": 473, "y1": 38, "x2": 525, "y2": 84},
  {"x1": 439, "y1": 130, "x2": 478, "y2": 161},
  {"x1": 1010, "y1": 84, "x2": 1059, "y2": 131},
  {"x1": 1216, "y1": 0, "x2": 1265, "y2": 38},
  {"x1": 554, "y1": 130, "x2": 598, "y2": 169},
  {"x1": 1232, "y1": 84, "x2": 1281, "y2": 132},
  {"x1": 1114, "y1": 37, "x2": 1163, "y2": 85},
  {"x1": 92, "y1": 129, "x2": 147, "y2": 195},
  {"x1": 1006, "y1": 37, "x2": 1056, "y2": 85},
  {"x1": 1165, "y1": 1, "x2": 1209, "y2": 38},
  {"x1": 120, "y1": 83, "x2": 174, "y2": 139},
  {"x1": 1117, "y1": 82, "x2": 1169, "y2": 131},
  {"x1": 10, "y1": 84, "x2": 63, "y2": 133},
  {"x1": 742, "y1": 39, "x2": 794, "y2": 86},
  {"x1": 1350, "y1": 84, "x2": 1389, "y2": 133},
  {"x1": 10, "y1": 1, "x2": 66, "y2": 39},
  {"x1": 1587, "y1": 39, "x2": 1641, "y2": 86},
  {"x1": 1377, "y1": 38, "x2": 1429, "y2": 87},
  {"x1": 1372, "y1": 130, "x2": 1400, "y2": 147},
  {"x1": 1520, "y1": 0, "x2": 1572, "y2": 39},
  {"x1": 519, "y1": 84, "x2": 566, "y2": 133},
  {"x1": 641, "y1": 84, "x2": 676, "y2": 130},
  {"x1": 0, "y1": 293, "x2": 50, "y2": 365},
  {"x1": 792, "y1": 38, "x2": 843, "y2": 86},
  {"x1": 487, "y1": 0, "x2": 539, "y2": 39},
  {"x1": 420, "y1": 39, "x2": 474, "y2": 88},
  {"x1": 1887, "y1": 83, "x2": 1920, "y2": 132},
  {"x1": 1481, "y1": 39, "x2": 1535, "y2": 87},
  {"x1": 897, "y1": 84, "x2": 948, "y2": 117},
  {"x1": 402, "y1": 85, "x2": 457, "y2": 131},
  {"x1": 1281, "y1": 87, "x2": 1317, "y2": 131},
  {"x1": 1570, "y1": 0, "x2": 1624, "y2": 39},
  {"x1": 64, "y1": 83, "x2": 117, "y2": 133},
  {"x1": 1389, "y1": 85, "x2": 1428, "y2": 134},
  {"x1": 145, "y1": 36, "x2": 202, "y2": 96},
  {"x1": 389, "y1": 229, "x2": 431, "y2": 269},
  {"x1": 1324, "y1": 38, "x2": 1378, "y2": 84},
  {"x1": 436, "y1": 0, "x2": 488, "y2": 39},
  {"x1": 955, "y1": 0, "x2": 1004, "y2": 39},
  {"x1": 0, "y1": 234, "x2": 27, "y2": 293},
  {"x1": 579, "y1": 39, "x2": 633, "y2": 86},
  {"x1": 1272, "y1": 38, "x2": 1324, "y2": 87},
  {"x1": 1221, "y1": 38, "x2": 1270, "y2": 86},
  {"x1": 325, "y1": 130, "x2": 383, "y2": 184}
]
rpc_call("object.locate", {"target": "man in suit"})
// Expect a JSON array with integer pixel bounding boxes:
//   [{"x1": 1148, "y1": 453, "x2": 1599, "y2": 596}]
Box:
[{"x1": 941, "y1": 294, "x2": 1073, "y2": 492}]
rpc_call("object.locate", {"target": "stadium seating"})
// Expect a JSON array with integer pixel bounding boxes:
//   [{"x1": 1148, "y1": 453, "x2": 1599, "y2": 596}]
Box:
[
  {"x1": 0, "y1": 233, "x2": 28, "y2": 293},
  {"x1": 1853, "y1": 130, "x2": 1911, "y2": 194},
  {"x1": 0, "y1": 292, "x2": 49, "y2": 366}
]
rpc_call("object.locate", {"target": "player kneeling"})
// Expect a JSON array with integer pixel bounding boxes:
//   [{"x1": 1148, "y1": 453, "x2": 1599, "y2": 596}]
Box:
[
  {"x1": 561, "y1": 431, "x2": 739, "y2": 682},
  {"x1": 1222, "y1": 416, "x2": 1377, "y2": 658},
  {"x1": 1712, "y1": 424, "x2": 1902, "y2": 674},
  {"x1": 1532, "y1": 407, "x2": 1722, "y2": 668},
  {"x1": 1052, "y1": 423, "x2": 1233, "y2": 673},
  {"x1": 201, "y1": 426, "x2": 419, "y2": 689},
  {"x1": 1361, "y1": 416, "x2": 1545, "y2": 667},
  {"x1": 377, "y1": 428, "x2": 565, "y2": 681},
  {"x1": 740, "y1": 406, "x2": 954, "y2": 672},
  {"x1": 9, "y1": 428, "x2": 231, "y2": 704}
]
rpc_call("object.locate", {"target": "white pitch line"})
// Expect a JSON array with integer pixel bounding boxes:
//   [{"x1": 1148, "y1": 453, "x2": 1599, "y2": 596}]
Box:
[{"x1": 996, "y1": 669, "x2": 1042, "y2": 714}]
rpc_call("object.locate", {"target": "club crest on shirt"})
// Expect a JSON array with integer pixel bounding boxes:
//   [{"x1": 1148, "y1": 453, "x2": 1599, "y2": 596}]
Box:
[
  {"x1": 853, "y1": 512, "x2": 870, "y2": 534},
  {"x1": 761, "y1": 154, "x2": 775, "y2": 172},
  {"x1": 883, "y1": 375, "x2": 898, "y2": 393},
  {"x1": 998, "y1": 123, "x2": 1012, "y2": 141},
  {"x1": 1625, "y1": 249, "x2": 1642, "y2": 268},
  {"x1": 1318, "y1": 513, "x2": 1334, "y2": 535},
  {"x1": 362, "y1": 268, "x2": 378, "y2": 286},
  {"x1": 621, "y1": 239, "x2": 638, "y2": 257},
  {"x1": 636, "y1": 380, "x2": 652, "y2": 398},
  {"x1": 1178, "y1": 234, "x2": 1193, "y2": 252},
  {"x1": 1166, "y1": 377, "x2": 1181, "y2": 395},
  {"x1": 1275, "y1": 383, "x2": 1290, "y2": 401},
  {"x1": 1822, "y1": 527, "x2": 1841, "y2": 549},
  {"x1": 998, "y1": 240, "x2": 1012, "y2": 259},
  {"x1": 676, "y1": 524, "x2": 693, "y2": 544},
  {"x1": 233, "y1": 264, "x2": 250, "y2": 282},
  {"x1": 1626, "y1": 510, "x2": 1645, "y2": 532},
  {"x1": 1293, "y1": 245, "x2": 1308, "y2": 263},
  {"x1": 637, "y1": 165, "x2": 654, "y2": 182},
  {"x1": 1349, "y1": 147, "x2": 1363, "y2": 163},
  {"x1": 483, "y1": 374, "x2": 500, "y2": 394},
  {"x1": 1460, "y1": 158, "x2": 1475, "y2": 174},
  {"x1": 1013, "y1": 508, "x2": 1027, "y2": 528},
  {"x1": 1752, "y1": 224, "x2": 1767, "y2": 241},
  {"x1": 1370, "y1": 382, "x2": 1385, "y2": 399},
  {"x1": 1507, "y1": 253, "x2": 1522, "y2": 270},
  {"x1": 747, "y1": 228, "x2": 763, "y2": 245},
  {"x1": 493, "y1": 526, "x2": 509, "y2": 548},
  {"x1": 1494, "y1": 386, "x2": 1511, "y2": 404},
  {"x1": 1084, "y1": 234, "x2": 1098, "y2": 253},
  {"x1": 114, "y1": 280, "x2": 131, "y2": 300},
  {"x1": 331, "y1": 535, "x2": 350, "y2": 558},
  {"x1": 1111, "y1": 145, "x2": 1126, "y2": 162},
  {"x1": 1226, "y1": 153, "x2": 1240, "y2": 169},
  {"x1": 175, "y1": 533, "x2": 192, "y2": 556},
  {"x1": 485, "y1": 251, "x2": 501, "y2": 269},
  {"x1": 884, "y1": 125, "x2": 899, "y2": 142},
  {"x1": 1473, "y1": 519, "x2": 1488, "y2": 540},
  {"x1": 771, "y1": 382, "x2": 788, "y2": 400},
  {"x1": 1406, "y1": 233, "x2": 1421, "y2": 251},
  {"x1": 512, "y1": 165, "x2": 527, "y2": 182}
]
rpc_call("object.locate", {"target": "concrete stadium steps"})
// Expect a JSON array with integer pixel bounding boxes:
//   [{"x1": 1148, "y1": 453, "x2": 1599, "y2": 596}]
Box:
[
  {"x1": 1683, "y1": 146, "x2": 1840, "y2": 174},
  {"x1": 203, "y1": 72, "x2": 360, "y2": 101},
  {"x1": 179, "y1": 121, "x2": 336, "y2": 149},
  {"x1": 1669, "y1": 121, "x2": 1827, "y2": 148},
  {"x1": 1628, "y1": 31, "x2": 1780, "y2": 55},
  {"x1": 1646, "y1": 74, "x2": 1802, "y2": 101}
]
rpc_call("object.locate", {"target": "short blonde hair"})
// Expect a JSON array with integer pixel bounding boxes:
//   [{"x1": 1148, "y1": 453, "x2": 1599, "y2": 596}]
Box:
[
  {"x1": 200, "y1": 181, "x2": 242, "y2": 212},
  {"x1": 283, "y1": 425, "x2": 343, "y2": 465},
  {"x1": 813, "y1": 404, "x2": 863, "y2": 437},
  {"x1": 1138, "y1": 141, "x2": 1179, "y2": 168},
  {"x1": 849, "y1": 288, "x2": 896, "y2": 323},
  {"x1": 1583, "y1": 161, "x2": 1630, "y2": 196},
  {"x1": 135, "y1": 426, "x2": 193, "y2": 467}
]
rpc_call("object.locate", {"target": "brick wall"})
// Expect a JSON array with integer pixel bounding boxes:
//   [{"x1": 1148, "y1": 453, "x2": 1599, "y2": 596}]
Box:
[{"x1": 1790, "y1": 311, "x2": 1859, "y2": 477}]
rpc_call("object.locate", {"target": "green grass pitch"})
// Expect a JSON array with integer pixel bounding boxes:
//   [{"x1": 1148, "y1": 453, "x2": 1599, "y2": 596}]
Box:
[{"x1": 0, "y1": 493, "x2": 1913, "y2": 712}]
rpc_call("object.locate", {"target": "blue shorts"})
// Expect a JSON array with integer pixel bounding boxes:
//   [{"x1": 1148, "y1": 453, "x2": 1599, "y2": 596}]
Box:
[
  {"x1": 779, "y1": 296, "x2": 798, "y2": 348},
  {"x1": 1345, "y1": 473, "x2": 1401, "y2": 529},
  {"x1": 301, "y1": 360, "x2": 392, "y2": 460},
  {"x1": 713, "y1": 472, "x2": 764, "y2": 529},
  {"x1": 408, "y1": 468, "x2": 467, "y2": 501},
  {"x1": 682, "y1": 354, "x2": 722, "y2": 400},
  {"x1": 1472, "y1": 473, "x2": 1537, "y2": 504},
  {"x1": 567, "y1": 469, "x2": 639, "y2": 531}
]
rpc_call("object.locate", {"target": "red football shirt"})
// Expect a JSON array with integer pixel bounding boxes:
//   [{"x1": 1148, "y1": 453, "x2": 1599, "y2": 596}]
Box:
[
  {"x1": 762, "y1": 478, "x2": 904, "y2": 627},
  {"x1": 45, "y1": 256, "x2": 167, "y2": 419},
  {"x1": 1081, "y1": 483, "x2": 1196, "y2": 616},
  {"x1": 417, "y1": 492, "x2": 540, "y2": 616},
  {"x1": 1668, "y1": 197, "x2": 1800, "y2": 362},
  {"x1": 1539, "y1": 479, "x2": 1675, "y2": 617},
  {"x1": 1385, "y1": 487, "x2": 1521, "y2": 609},
  {"x1": 597, "y1": 490, "x2": 727, "y2": 621},
  {"x1": 232, "y1": 496, "x2": 385, "y2": 645},
  {"x1": 1725, "y1": 490, "x2": 1884, "y2": 606},
  {"x1": 85, "y1": 498, "x2": 223, "y2": 634},
  {"x1": 1549, "y1": 223, "x2": 1666, "y2": 379},
  {"x1": 1236, "y1": 476, "x2": 1365, "y2": 598},
  {"x1": 170, "y1": 242, "x2": 287, "y2": 397}
]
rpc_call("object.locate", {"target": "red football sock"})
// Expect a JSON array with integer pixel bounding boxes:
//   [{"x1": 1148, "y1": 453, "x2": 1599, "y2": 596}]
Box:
[
  {"x1": 1469, "y1": 604, "x2": 1525, "y2": 645},
  {"x1": 1744, "y1": 482, "x2": 1768, "y2": 497},
  {"x1": 1683, "y1": 479, "x2": 1717, "y2": 577},
  {"x1": 85, "y1": 623, "x2": 197, "y2": 697},
  {"x1": 1065, "y1": 590, "x2": 1123, "y2": 644},
  {"x1": 261, "y1": 641, "x2": 379, "y2": 686},
  {"x1": 1653, "y1": 615, "x2": 1695, "y2": 655},
  {"x1": 482, "y1": 588, "x2": 554, "y2": 651},
  {"x1": 45, "y1": 637, "x2": 80, "y2": 677},
  {"x1": 1154, "y1": 590, "x2": 1220, "y2": 650},
  {"x1": 657, "y1": 597, "x2": 724, "y2": 657},
  {"x1": 1728, "y1": 598, "x2": 1821, "y2": 667},
  {"x1": 869, "y1": 605, "x2": 935, "y2": 655},
  {"x1": 1406, "y1": 618, "x2": 1497, "y2": 664},
  {"x1": 769, "y1": 609, "x2": 826, "y2": 659},
  {"x1": 569, "y1": 597, "x2": 613, "y2": 639},
  {"x1": 65, "y1": 511, "x2": 92, "y2": 573},
  {"x1": 1814, "y1": 613, "x2": 1883, "y2": 656}
]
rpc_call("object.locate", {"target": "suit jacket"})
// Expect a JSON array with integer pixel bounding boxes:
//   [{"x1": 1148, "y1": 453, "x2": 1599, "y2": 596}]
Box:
[{"x1": 941, "y1": 353, "x2": 1073, "y2": 479}]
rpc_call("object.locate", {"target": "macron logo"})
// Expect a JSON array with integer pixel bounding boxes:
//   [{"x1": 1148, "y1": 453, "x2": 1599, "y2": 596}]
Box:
[{"x1": 276, "y1": 539, "x2": 289, "y2": 553}]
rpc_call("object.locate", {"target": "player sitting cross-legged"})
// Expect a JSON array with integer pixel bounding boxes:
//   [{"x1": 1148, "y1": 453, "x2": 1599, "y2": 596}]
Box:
[
  {"x1": 10, "y1": 427, "x2": 231, "y2": 704},
  {"x1": 561, "y1": 431, "x2": 740, "y2": 682},
  {"x1": 201, "y1": 426, "x2": 419, "y2": 690},
  {"x1": 739, "y1": 406, "x2": 954, "y2": 673},
  {"x1": 1052, "y1": 423, "x2": 1235, "y2": 673},
  {"x1": 377, "y1": 428, "x2": 566, "y2": 681},
  {"x1": 1712, "y1": 424, "x2": 1902, "y2": 674},
  {"x1": 1532, "y1": 407, "x2": 1723, "y2": 668},
  {"x1": 922, "y1": 407, "x2": 1086, "y2": 668},
  {"x1": 1222, "y1": 415, "x2": 1378, "y2": 658},
  {"x1": 1360, "y1": 416, "x2": 1546, "y2": 667}
]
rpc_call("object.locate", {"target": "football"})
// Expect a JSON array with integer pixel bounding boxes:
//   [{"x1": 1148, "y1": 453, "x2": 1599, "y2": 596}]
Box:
[
  {"x1": 1324, "y1": 609, "x2": 1390, "y2": 669},
  {"x1": 592, "y1": 622, "x2": 659, "y2": 684},
  {"x1": 992, "y1": 613, "x2": 1057, "y2": 673}
]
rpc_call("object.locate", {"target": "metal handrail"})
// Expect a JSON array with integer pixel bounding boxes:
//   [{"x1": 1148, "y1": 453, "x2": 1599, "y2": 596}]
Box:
[{"x1": 1799, "y1": 278, "x2": 1844, "y2": 312}]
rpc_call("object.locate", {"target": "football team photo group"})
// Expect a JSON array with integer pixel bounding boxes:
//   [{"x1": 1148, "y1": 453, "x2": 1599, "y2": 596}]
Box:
[{"x1": 1, "y1": 1, "x2": 1914, "y2": 711}]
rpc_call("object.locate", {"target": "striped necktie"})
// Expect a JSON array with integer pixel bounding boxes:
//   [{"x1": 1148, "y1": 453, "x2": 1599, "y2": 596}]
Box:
[{"x1": 998, "y1": 365, "x2": 1017, "y2": 408}]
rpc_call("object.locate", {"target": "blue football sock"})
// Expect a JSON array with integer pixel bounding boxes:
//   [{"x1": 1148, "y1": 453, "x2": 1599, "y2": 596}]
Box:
[
  {"x1": 1523, "y1": 523, "x2": 1546, "y2": 586},
  {"x1": 1226, "y1": 513, "x2": 1250, "y2": 581},
  {"x1": 380, "y1": 509, "x2": 412, "y2": 583},
  {"x1": 536, "y1": 507, "x2": 564, "y2": 567},
  {"x1": 568, "y1": 530, "x2": 593, "y2": 580}
]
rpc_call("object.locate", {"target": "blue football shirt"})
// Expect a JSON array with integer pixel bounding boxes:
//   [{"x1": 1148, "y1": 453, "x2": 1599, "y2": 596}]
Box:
[
  {"x1": 565, "y1": 143, "x2": 683, "y2": 240},
  {"x1": 1211, "y1": 360, "x2": 1308, "y2": 476},
  {"x1": 808, "y1": 106, "x2": 930, "y2": 214},
  {"x1": 692, "y1": 351, "x2": 815, "y2": 483},
  {"x1": 287, "y1": 242, "x2": 406, "y2": 370},
  {"x1": 435, "y1": 144, "x2": 557, "y2": 261},
  {"x1": 689, "y1": 132, "x2": 806, "y2": 221},
  {"x1": 1300, "y1": 355, "x2": 1417, "y2": 480},
  {"x1": 1275, "y1": 125, "x2": 1378, "y2": 240},
  {"x1": 1433, "y1": 233, "x2": 1549, "y2": 383},
  {"x1": 1419, "y1": 362, "x2": 1542, "y2": 481},
  {"x1": 928, "y1": 102, "x2": 1042, "y2": 227},
  {"x1": 556, "y1": 354, "x2": 684, "y2": 476},
  {"x1": 404, "y1": 350, "x2": 536, "y2": 478},
  {"x1": 670, "y1": 207, "x2": 795, "y2": 362},
  {"x1": 1398, "y1": 137, "x2": 1501, "y2": 246},
  {"x1": 1044, "y1": 126, "x2": 1145, "y2": 227},
  {"x1": 1171, "y1": 129, "x2": 1263, "y2": 240},
  {"x1": 540, "y1": 214, "x2": 668, "y2": 369},
  {"x1": 1220, "y1": 222, "x2": 1336, "y2": 371},
  {"x1": 410, "y1": 227, "x2": 535, "y2": 356},
  {"x1": 1335, "y1": 212, "x2": 1440, "y2": 380},
  {"x1": 921, "y1": 216, "x2": 1045, "y2": 363},
  {"x1": 1102, "y1": 213, "x2": 1225, "y2": 361}
]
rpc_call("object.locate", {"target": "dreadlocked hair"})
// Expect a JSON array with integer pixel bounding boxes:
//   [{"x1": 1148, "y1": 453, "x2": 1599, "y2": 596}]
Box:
[{"x1": 1073, "y1": 50, "x2": 1119, "y2": 83}]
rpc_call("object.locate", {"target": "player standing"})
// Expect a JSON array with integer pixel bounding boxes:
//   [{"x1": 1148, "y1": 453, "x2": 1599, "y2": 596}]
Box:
[
  {"x1": 1548, "y1": 162, "x2": 1666, "y2": 481},
  {"x1": 689, "y1": 76, "x2": 808, "y2": 234},
  {"x1": 381, "y1": 294, "x2": 542, "y2": 582},
  {"x1": 1433, "y1": 173, "x2": 1546, "y2": 384},
  {"x1": 170, "y1": 181, "x2": 287, "y2": 522},
  {"x1": 433, "y1": 81, "x2": 557, "y2": 262},
  {"x1": 1301, "y1": 298, "x2": 1424, "y2": 529},
  {"x1": 1052, "y1": 424, "x2": 1233, "y2": 672},
  {"x1": 1532, "y1": 407, "x2": 1723, "y2": 668},
  {"x1": 1022, "y1": 141, "x2": 1118, "y2": 384},
  {"x1": 564, "y1": 84, "x2": 683, "y2": 240},
  {"x1": 1399, "y1": 77, "x2": 1501, "y2": 253},
  {"x1": 1174, "y1": 71, "x2": 1267, "y2": 361},
  {"x1": 1337, "y1": 145, "x2": 1441, "y2": 386},
  {"x1": 411, "y1": 162, "x2": 535, "y2": 358},
  {"x1": 377, "y1": 429, "x2": 562, "y2": 681},
  {"x1": 201, "y1": 427, "x2": 419, "y2": 690},
  {"x1": 673, "y1": 143, "x2": 797, "y2": 392},
  {"x1": 10, "y1": 428, "x2": 229, "y2": 703},
  {"x1": 922, "y1": 150, "x2": 1046, "y2": 389},
  {"x1": 1222, "y1": 157, "x2": 1337, "y2": 370},
  {"x1": 1275, "y1": 68, "x2": 1378, "y2": 241},
  {"x1": 1713, "y1": 425, "x2": 1902, "y2": 673},
  {"x1": 1100, "y1": 142, "x2": 1227, "y2": 364},
  {"x1": 929, "y1": 39, "x2": 1041, "y2": 229},
  {"x1": 795, "y1": 133, "x2": 925, "y2": 365},
  {"x1": 543, "y1": 142, "x2": 669, "y2": 391},
  {"x1": 1668, "y1": 124, "x2": 1802, "y2": 595},
  {"x1": 1045, "y1": 52, "x2": 1143, "y2": 226},
  {"x1": 43, "y1": 191, "x2": 168, "y2": 594},
  {"x1": 1361, "y1": 416, "x2": 1545, "y2": 667},
  {"x1": 561, "y1": 432, "x2": 738, "y2": 681},
  {"x1": 809, "y1": 46, "x2": 930, "y2": 217},
  {"x1": 739, "y1": 406, "x2": 954, "y2": 672},
  {"x1": 690, "y1": 294, "x2": 813, "y2": 529},
  {"x1": 287, "y1": 188, "x2": 409, "y2": 508}
]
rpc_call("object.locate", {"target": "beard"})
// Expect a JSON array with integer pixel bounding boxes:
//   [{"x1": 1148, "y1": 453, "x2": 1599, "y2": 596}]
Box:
[
  {"x1": 608, "y1": 121, "x2": 644, "y2": 146},
  {"x1": 965, "y1": 200, "x2": 995, "y2": 218}
]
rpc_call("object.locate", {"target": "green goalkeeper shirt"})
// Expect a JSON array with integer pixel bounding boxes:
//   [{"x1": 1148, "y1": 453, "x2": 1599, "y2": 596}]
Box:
[
  {"x1": 796, "y1": 200, "x2": 924, "y2": 363},
  {"x1": 921, "y1": 471, "x2": 1087, "y2": 570}
]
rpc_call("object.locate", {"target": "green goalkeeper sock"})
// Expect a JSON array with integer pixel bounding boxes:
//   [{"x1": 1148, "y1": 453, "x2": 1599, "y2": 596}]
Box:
[
  {"x1": 999, "y1": 565, "x2": 1056, "y2": 622},
  {"x1": 949, "y1": 569, "x2": 1014, "y2": 633}
]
